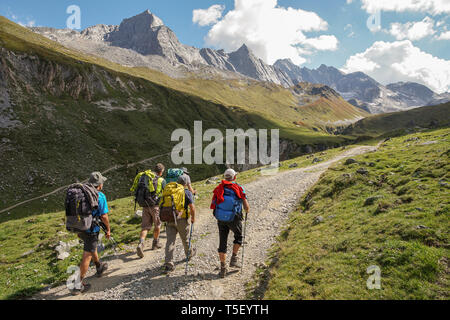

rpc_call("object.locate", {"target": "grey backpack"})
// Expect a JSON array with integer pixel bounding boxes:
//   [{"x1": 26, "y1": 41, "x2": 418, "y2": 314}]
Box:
[{"x1": 65, "y1": 185, "x2": 96, "y2": 233}]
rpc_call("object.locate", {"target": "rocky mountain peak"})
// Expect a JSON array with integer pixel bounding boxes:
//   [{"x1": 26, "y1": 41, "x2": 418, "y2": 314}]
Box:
[
  {"x1": 119, "y1": 10, "x2": 165, "y2": 32},
  {"x1": 235, "y1": 44, "x2": 252, "y2": 55}
]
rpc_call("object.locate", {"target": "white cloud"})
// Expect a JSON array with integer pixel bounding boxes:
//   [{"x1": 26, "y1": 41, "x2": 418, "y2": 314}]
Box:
[
  {"x1": 341, "y1": 40, "x2": 450, "y2": 94},
  {"x1": 200, "y1": 0, "x2": 338, "y2": 66},
  {"x1": 388, "y1": 17, "x2": 436, "y2": 41},
  {"x1": 193, "y1": 5, "x2": 225, "y2": 27},
  {"x1": 301, "y1": 35, "x2": 339, "y2": 51},
  {"x1": 435, "y1": 30, "x2": 450, "y2": 39},
  {"x1": 360, "y1": 0, "x2": 450, "y2": 15},
  {"x1": 6, "y1": 8, "x2": 36, "y2": 28},
  {"x1": 18, "y1": 20, "x2": 36, "y2": 27}
]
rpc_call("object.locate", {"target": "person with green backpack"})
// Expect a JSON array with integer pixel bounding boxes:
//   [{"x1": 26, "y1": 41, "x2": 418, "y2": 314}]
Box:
[
  {"x1": 160, "y1": 175, "x2": 196, "y2": 274},
  {"x1": 131, "y1": 164, "x2": 166, "y2": 258}
]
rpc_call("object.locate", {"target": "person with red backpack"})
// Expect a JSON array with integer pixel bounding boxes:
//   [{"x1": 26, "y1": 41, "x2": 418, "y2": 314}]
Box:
[{"x1": 211, "y1": 169, "x2": 250, "y2": 278}]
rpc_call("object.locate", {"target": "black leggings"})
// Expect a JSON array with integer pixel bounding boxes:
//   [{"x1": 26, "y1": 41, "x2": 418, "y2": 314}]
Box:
[{"x1": 217, "y1": 216, "x2": 243, "y2": 254}]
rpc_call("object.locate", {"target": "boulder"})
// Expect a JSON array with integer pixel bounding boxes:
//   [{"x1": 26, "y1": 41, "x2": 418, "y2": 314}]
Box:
[
  {"x1": 135, "y1": 210, "x2": 143, "y2": 219},
  {"x1": 345, "y1": 158, "x2": 357, "y2": 165},
  {"x1": 289, "y1": 163, "x2": 298, "y2": 168},
  {"x1": 439, "y1": 180, "x2": 449, "y2": 188},
  {"x1": 357, "y1": 168, "x2": 369, "y2": 175},
  {"x1": 420, "y1": 141, "x2": 437, "y2": 146},
  {"x1": 55, "y1": 240, "x2": 79, "y2": 260},
  {"x1": 364, "y1": 196, "x2": 383, "y2": 206},
  {"x1": 312, "y1": 216, "x2": 324, "y2": 225}
]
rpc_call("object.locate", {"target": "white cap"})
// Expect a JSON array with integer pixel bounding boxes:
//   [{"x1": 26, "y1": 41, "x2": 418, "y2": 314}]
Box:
[{"x1": 224, "y1": 169, "x2": 237, "y2": 180}]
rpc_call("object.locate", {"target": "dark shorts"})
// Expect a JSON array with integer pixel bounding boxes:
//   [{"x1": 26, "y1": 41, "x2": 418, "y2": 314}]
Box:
[
  {"x1": 78, "y1": 232, "x2": 99, "y2": 253},
  {"x1": 217, "y1": 215, "x2": 243, "y2": 254}
]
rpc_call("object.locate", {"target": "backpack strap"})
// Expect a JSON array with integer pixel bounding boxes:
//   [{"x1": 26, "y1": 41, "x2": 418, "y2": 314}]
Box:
[{"x1": 170, "y1": 195, "x2": 178, "y2": 226}]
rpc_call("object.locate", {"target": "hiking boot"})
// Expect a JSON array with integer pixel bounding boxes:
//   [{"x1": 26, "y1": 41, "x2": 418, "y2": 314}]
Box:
[
  {"x1": 96, "y1": 262, "x2": 108, "y2": 277},
  {"x1": 219, "y1": 265, "x2": 227, "y2": 279},
  {"x1": 71, "y1": 283, "x2": 91, "y2": 296},
  {"x1": 136, "y1": 242, "x2": 145, "y2": 258},
  {"x1": 152, "y1": 239, "x2": 162, "y2": 250},
  {"x1": 163, "y1": 264, "x2": 175, "y2": 274},
  {"x1": 230, "y1": 255, "x2": 241, "y2": 268}
]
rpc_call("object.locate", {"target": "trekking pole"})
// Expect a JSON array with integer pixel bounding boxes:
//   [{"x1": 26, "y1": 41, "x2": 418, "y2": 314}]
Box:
[
  {"x1": 133, "y1": 169, "x2": 138, "y2": 213},
  {"x1": 185, "y1": 222, "x2": 194, "y2": 276},
  {"x1": 99, "y1": 220, "x2": 118, "y2": 253},
  {"x1": 241, "y1": 212, "x2": 249, "y2": 273}
]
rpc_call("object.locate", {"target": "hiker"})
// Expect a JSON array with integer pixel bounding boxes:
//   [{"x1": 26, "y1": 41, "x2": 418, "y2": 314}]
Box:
[
  {"x1": 166, "y1": 167, "x2": 197, "y2": 196},
  {"x1": 161, "y1": 175, "x2": 196, "y2": 274},
  {"x1": 181, "y1": 167, "x2": 197, "y2": 196},
  {"x1": 211, "y1": 169, "x2": 250, "y2": 278},
  {"x1": 132, "y1": 164, "x2": 167, "y2": 258},
  {"x1": 73, "y1": 172, "x2": 110, "y2": 295}
]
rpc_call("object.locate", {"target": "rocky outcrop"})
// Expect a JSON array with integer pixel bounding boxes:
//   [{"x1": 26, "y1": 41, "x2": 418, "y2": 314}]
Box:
[
  {"x1": 228, "y1": 45, "x2": 293, "y2": 87},
  {"x1": 107, "y1": 11, "x2": 206, "y2": 66},
  {"x1": 0, "y1": 47, "x2": 138, "y2": 102},
  {"x1": 199, "y1": 48, "x2": 237, "y2": 72}
]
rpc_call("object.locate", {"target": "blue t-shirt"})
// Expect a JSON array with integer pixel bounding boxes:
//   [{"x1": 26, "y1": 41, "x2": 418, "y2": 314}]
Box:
[{"x1": 87, "y1": 192, "x2": 109, "y2": 234}]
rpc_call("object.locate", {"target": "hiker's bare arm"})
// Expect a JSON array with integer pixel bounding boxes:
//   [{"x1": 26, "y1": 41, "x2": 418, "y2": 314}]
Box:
[
  {"x1": 243, "y1": 199, "x2": 250, "y2": 213},
  {"x1": 101, "y1": 214, "x2": 111, "y2": 239},
  {"x1": 189, "y1": 204, "x2": 196, "y2": 223},
  {"x1": 188, "y1": 184, "x2": 197, "y2": 195}
]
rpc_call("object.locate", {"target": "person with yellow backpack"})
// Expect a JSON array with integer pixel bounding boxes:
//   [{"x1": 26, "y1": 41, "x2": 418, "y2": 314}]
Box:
[
  {"x1": 160, "y1": 175, "x2": 196, "y2": 274},
  {"x1": 130, "y1": 164, "x2": 166, "y2": 258}
]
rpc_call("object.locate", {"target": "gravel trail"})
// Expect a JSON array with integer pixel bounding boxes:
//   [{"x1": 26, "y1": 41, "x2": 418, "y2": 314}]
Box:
[{"x1": 34, "y1": 145, "x2": 377, "y2": 300}]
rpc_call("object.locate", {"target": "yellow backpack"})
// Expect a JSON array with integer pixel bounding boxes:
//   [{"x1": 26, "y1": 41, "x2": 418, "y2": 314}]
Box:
[{"x1": 159, "y1": 182, "x2": 187, "y2": 223}]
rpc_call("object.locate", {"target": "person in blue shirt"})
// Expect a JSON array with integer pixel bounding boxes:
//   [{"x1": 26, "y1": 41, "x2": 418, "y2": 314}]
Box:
[{"x1": 73, "y1": 172, "x2": 111, "y2": 295}]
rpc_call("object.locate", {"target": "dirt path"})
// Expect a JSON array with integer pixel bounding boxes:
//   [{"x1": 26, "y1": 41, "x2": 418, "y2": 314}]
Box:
[{"x1": 33, "y1": 145, "x2": 377, "y2": 300}]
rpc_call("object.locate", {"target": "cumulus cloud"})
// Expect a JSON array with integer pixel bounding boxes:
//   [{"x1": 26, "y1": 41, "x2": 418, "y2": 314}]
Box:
[
  {"x1": 388, "y1": 17, "x2": 436, "y2": 41},
  {"x1": 193, "y1": 4, "x2": 225, "y2": 27},
  {"x1": 435, "y1": 30, "x2": 450, "y2": 40},
  {"x1": 360, "y1": 0, "x2": 450, "y2": 15},
  {"x1": 301, "y1": 35, "x2": 339, "y2": 51},
  {"x1": 341, "y1": 40, "x2": 450, "y2": 94},
  {"x1": 198, "y1": 0, "x2": 338, "y2": 65}
]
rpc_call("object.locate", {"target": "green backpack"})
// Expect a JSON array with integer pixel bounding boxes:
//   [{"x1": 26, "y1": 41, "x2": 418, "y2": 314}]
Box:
[{"x1": 166, "y1": 168, "x2": 184, "y2": 183}]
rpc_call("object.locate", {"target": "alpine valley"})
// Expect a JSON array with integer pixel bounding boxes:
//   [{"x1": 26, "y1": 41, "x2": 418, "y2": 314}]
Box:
[{"x1": 0, "y1": 10, "x2": 448, "y2": 216}]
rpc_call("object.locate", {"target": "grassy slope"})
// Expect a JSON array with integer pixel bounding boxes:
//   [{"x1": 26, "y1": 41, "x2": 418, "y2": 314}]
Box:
[
  {"x1": 0, "y1": 145, "x2": 355, "y2": 300},
  {"x1": 254, "y1": 128, "x2": 449, "y2": 300},
  {"x1": 0, "y1": 17, "x2": 355, "y2": 219},
  {"x1": 344, "y1": 103, "x2": 450, "y2": 138}
]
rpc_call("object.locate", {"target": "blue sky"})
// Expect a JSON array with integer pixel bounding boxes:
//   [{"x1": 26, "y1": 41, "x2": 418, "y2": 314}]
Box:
[{"x1": 1, "y1": 0, "x2": 449, "y2": 92}]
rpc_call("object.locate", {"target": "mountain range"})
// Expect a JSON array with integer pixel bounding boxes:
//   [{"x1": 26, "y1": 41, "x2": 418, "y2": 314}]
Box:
[
  {"x1": 30, "y1": 10, "x2": 449, "y2": 115},
  {"x1": 275, "y1": 60, "x2": 450, "y2": 114}
]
